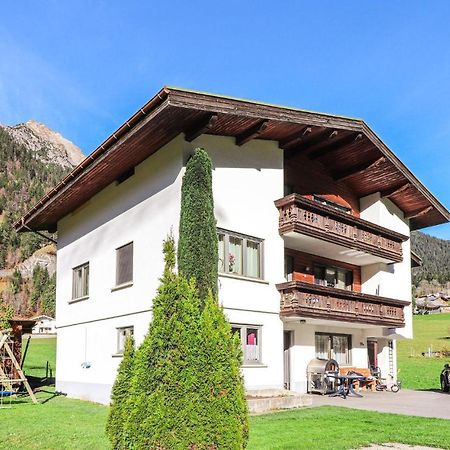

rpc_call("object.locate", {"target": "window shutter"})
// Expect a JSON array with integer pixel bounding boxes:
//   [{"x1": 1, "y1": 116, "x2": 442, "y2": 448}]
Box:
[{"x1": 116, "y1": 243, "x2": 133, "y2": 285}]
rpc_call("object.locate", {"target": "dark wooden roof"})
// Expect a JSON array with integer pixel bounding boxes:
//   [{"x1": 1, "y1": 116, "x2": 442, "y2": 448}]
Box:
[
  {"x1": 9, "y1": 318, "x2": 36, "y2": 334},
  {"x1": 15, "y1": 87, "x2": 450, "y2": 232}
]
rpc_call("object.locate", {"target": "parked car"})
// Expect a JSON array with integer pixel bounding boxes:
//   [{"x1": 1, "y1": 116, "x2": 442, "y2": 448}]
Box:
[{"x1": 441, "y1": 363, "x2": 450, "y2": 392}]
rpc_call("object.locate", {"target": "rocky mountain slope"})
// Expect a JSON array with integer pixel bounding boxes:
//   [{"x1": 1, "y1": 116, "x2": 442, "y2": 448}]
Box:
[
  {"x1": 1, "y1": 120, "x2": 84, "y2": 168},
  {"x1": 0, "y1": 120, "x2": 84, "y2": 317}
]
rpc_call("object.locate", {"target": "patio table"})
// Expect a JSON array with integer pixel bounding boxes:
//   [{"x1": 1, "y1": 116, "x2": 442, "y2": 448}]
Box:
[{"x1": 328, "y1": 374, "x2": 366, "y2": 399}]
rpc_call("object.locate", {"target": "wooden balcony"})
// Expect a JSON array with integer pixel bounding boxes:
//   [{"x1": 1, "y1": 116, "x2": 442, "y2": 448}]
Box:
[
  {"x1": 277, "y1": 281, "x2": 408, "y2": 327},
  {"x1": 274, "y1": 194, "x2": 408, "y2": 264}
]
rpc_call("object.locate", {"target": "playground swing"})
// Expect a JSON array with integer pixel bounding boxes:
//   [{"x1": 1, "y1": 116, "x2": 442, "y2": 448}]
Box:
[{"x1": 0, "y1": 329, "x2": 38, "y2": 406}]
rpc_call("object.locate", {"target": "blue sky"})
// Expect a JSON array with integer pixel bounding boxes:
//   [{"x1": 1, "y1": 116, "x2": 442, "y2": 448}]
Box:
[{"x1": 1, "y1": 1, "x2": 450, "y2": 238}]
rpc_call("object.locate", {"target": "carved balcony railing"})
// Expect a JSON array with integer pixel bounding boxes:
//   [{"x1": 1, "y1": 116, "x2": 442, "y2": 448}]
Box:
[
  {"x1": 274, "y1": 194, "x2": 408, "y2": 263},
  {"x1": 277, "y1": 281, "x2": 408, "y2": 327}
]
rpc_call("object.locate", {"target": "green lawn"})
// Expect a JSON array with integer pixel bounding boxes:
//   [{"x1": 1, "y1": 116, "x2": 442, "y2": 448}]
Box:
[
  {"x1": 21, "y1": 336, "x2": 56, "y2": 378},
  {"x1": 397, "y1": 314, "x2": 450, "y2": 389},
  {"x1": 249, "y1": 407, "x2": 450, "y2": 450},
  {"x1": 2, "y1": 390, "x2": 109, "y2": 450},
  {"x1": 2, "y1": 391, "x2": 450, "y2": 450}
]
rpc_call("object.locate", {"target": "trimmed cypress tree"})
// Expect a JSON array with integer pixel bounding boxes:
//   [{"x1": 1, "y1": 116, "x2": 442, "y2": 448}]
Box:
[
  {"x1": 106, "y1": 334, "x2": 135, "y2": 449},
  {"x1": 178, "y1": 148, "x2": 218, "y2": 301},
  {"x1": 177, "y1": 147, "x2": 249, "y2": 447}
]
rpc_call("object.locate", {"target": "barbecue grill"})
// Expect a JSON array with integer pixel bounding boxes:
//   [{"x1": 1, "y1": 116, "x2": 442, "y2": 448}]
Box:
[{"x1": 307, "y1": 358, "x2": 339, "y2": 395}]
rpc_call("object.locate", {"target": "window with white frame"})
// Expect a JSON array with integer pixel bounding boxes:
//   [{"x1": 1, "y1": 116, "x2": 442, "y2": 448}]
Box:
[
  {"x1": 72, "y1": 262, "x2": 89, "y2": 300},
  {"x1": 218, "y1": 229, "x2": 263, "y2": 279},
  {"x1": 116, "y1": 242, "x2": 133, "y2": 286},
  {"x1": 315, "y1": 332, "x2": 351, "y2": 365},
  {"x1": 231, "y1": 324, "x2": 262, "y2": 365},
  {"x1": 117, "y1": 326, "x2": 134, "y2": 354}
]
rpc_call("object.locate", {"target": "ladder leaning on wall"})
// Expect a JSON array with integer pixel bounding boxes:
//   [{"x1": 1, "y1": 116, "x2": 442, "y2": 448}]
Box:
[{"x1": 0, "y1": 329, "x2": 38, "y2": 405}]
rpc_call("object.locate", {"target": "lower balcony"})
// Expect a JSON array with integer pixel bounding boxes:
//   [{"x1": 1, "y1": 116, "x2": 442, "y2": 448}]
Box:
[{"x1": 276, "y1": 281, "x2": 408, "y2": 327}]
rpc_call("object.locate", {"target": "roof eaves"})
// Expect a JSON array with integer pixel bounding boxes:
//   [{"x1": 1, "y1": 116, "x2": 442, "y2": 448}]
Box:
[
  {"x1": 361, "y1": 121, "x2": 450, "y2": 225},
  {"x1": 14, "y1": 87, "x2": 171, "y2": 232},
  {"x1": 166, "y1": 86, "x2": 368, "y2": 122}
]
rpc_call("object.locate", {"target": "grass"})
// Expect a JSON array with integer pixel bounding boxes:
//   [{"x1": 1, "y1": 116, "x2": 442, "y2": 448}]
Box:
[
  {"x1": 21, "y1": 336, "x2": 56, "y2": 378},
  {"x1": 397, "y1": 314, "x2": 450, "y2": 389},
  {"x1": 249, "y1": 407, "x2": 450, "y2": 450},
  {"x1": 2, "y1": 391, "x2": 450, "y2": 450},
  {"x1": 1, "y1": 390, "x2": 109, "y2": 450}
]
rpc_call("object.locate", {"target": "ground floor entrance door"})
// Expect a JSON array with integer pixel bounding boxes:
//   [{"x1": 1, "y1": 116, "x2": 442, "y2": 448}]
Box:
[
  {"x1": 367, "y1": 339, "x2": 378, "y2": 371},
  {"x1": 284, "y1": 331, "x2": 294, "y2": 390}
]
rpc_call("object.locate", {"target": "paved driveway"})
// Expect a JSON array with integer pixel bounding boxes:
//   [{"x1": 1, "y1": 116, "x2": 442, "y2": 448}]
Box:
[{"x1": 310, "y1": 389, "x2": 450, "y2": 420}]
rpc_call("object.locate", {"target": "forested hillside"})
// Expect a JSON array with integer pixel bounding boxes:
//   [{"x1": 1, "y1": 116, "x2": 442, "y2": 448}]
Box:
[
  {"x1": 0, "y1": 121, "x2": 84, "y2": 319},
  {"x1": 411, "y1": 230, "x2": 450, "y2": 295}
]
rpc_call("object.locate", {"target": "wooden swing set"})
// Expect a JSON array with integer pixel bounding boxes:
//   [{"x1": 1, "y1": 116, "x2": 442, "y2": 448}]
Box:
[{"x1": 0, "y1": 328, "x2": 37, "y2": 407}]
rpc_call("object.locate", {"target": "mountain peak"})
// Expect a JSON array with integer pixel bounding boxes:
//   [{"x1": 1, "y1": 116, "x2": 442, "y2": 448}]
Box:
[{"x1": 1, "y1": 120, "x2": 85, "y2": 169}]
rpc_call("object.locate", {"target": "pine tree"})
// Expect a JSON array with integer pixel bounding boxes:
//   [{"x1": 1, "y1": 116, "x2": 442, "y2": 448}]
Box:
[
  {"x1": 106, "y1": 334, "x2": 135, "y2": 449},
  {"x1": 0, "y1": 295, "x2": 14, "y2": 329},
  {"x1": 177, "y1": 147, "x2": 248, "y2": 447},
  {"x1": 178, "y1": 148, "x2": 218, "y2": 301}
]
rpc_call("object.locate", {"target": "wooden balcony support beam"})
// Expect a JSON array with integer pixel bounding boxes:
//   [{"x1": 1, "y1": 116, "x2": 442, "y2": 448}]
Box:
[
  {"x1": 286, "y1": 128, "x2": 336, "y2": 155},
  {"x1": 405, "y1": 206, "x2": 433, "y2": 220},
  {"x1": 184, "y1": 114, "x2": 218, "y2": 142},
  {"x1": 381, "y1": 182, "x2": 411, "y2": 198},
  {"x1": 308, "y1": 133, "x2": 363, "y2": 160},
  {"x1": 235, "y1": 119, "x2": 269, "y2": 146},
  {"x1": 279, "y1": 126, "x2": 312, "y2": 150},
  {"x1": 333, "y1": 156, "x2": 386, "y2": 181}
]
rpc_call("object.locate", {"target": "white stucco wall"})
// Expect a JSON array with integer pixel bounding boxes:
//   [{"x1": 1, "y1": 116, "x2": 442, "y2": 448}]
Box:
[
  {"x1": 186, "y1": 134, "x2": 285, "y2": 391},
  {"x1": 56, "y1": 135, "x2": 185, "y2": 402},
  {"x1": 284, "y1": 322, "x2": 390, "y2": 392},
  {"x1": 359, "y1": 192, "x2": 413, "y2": 339}
]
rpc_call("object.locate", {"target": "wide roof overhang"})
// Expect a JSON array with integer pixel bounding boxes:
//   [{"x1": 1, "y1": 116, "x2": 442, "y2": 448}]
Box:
[{"x1": 15, "y1": 87, "x2": 450, "y2": 232}]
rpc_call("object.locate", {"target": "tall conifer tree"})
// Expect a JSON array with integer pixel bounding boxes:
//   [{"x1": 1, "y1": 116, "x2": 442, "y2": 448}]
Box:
[
  {"x1": 178, "y1": 148, "x2": 218, "y2": 301},
  {"x1": 118, "y1": 146, "x2": 248, "y2": 448}
]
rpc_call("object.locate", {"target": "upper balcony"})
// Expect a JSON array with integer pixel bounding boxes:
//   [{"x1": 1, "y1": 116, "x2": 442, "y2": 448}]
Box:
[
  {"x1": 276, "y1": 280, "x2": 408, "y2": 328},
  {"x1": 274, "y1": 194, "x2": 409, "y2": 266}
]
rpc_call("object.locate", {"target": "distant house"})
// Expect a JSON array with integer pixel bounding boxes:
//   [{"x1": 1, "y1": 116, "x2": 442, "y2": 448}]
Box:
[
  {"x1": 415, "y1": 294, "x2": 450, "y2": 314},
  {"x1": 31, "y1": 315, "x2": 56, "y2": 334}
]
